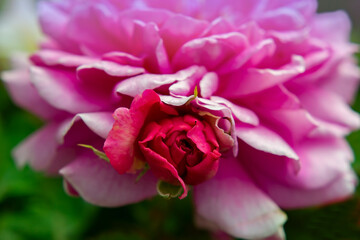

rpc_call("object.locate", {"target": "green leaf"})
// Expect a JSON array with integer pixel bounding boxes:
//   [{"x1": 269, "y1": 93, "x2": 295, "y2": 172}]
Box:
[
  {"x1": 156, "y1": 181, "x2": 183, "y2": 199},
  {"x1": 193, "y1": 86, "x2": 198, "y2": 98},
  {"x1": 135, "y1": 164, "x2": 150, "y2": 183},
  {"x1": 78, "y1": 144, "x2": 110, "y2": 163}
]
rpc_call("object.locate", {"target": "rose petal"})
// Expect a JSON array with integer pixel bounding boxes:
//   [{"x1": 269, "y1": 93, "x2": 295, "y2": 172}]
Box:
[
  {"x1": 116, "y1": 66, "x2": 205, "y2": 97},
  {"x1": 31, "y1": 50, "x2": 97, "y2": 68},
  {"x1": 194, "y1": 156, "x2": 287, "y2": 239},
  {"x1": 38, "y1": 0, "x2": 80, "y2": 53},
  {"x1": 258, "y1": 168, "x2": 357, "y2": 209},
  {"x1": 210, "y1": 96, "x2": 259, "y2": 126},
  {"x1": 104, "y1": 90, "x2": 176, "y2": 174},
  {"x1": 298, "y1": 88, "x2": 360, "y2": 131},
  {"x1": 102, "y1": 51, "x2": 144, "y2": 66},
  {"x1": 138, "y1": 142, "x2": 188, "y2": 198},
  {"x1": 221, "y1": 55, "x2": 305, "y2": 97},
  {"x1": 172, "y1": 32, "x2": 248, "y2": 71},
  {"x1": 236, "y1": 124, "x2": 299, "y2": 160},
  {"x1": 311, "y1": 11, "x2": 351, "y2": 43},
  {"x1": 60, "y1": 153, "x2": 157, "y2": 207},
  {"x1": 13, "y1": 122, "x2": 74, "y2": 175},
  {"x1": 184, "y1": 151, "x2": 220, "y2": 185},
  {"x1": 2, "y1": 67, "x2": 64, "y2": 119},
  {"x1": 77, "y1": 60, "x2": 145, "y2": 78},
  {"x1": 199, "y1": 72, "x2": 219, "y2": 98},
  {"x1": 160, "y1": 14, "x2": 208, "y2": 58},
  {"x1": 241, "y1": 137, "x2": 357, "y2": 208},
  {"x1": 58, "y1": 112, "x2": 114, "y2": 148},
  {"x1": 30, "y1": 66, "x2": 104, "y2": 113}
]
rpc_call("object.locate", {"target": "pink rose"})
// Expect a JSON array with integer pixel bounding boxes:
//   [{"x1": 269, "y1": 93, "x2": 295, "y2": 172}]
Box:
[{"x1": 1, "y1": 0, "x2": 359, "y2": 239}]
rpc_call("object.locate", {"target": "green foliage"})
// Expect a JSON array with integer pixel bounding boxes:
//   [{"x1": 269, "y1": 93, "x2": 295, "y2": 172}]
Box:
[
  {"x1": 78, "y1": 144, "x2": 110, "y2": 163},
  {"x1": 156, "y1": 181, "x2": 184, "y2": 199}
]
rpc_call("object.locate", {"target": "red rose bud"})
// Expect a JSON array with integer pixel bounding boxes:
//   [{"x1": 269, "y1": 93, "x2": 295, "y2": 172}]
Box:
[
  {"x1": 139, "y1": 115, "x2": 221, "y2": 188},
  {"x1": 104, "y1": 90, "x2": 227, "y2": 199}
]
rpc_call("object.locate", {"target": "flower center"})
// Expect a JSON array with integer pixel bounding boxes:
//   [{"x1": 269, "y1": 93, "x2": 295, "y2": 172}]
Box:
[{"x1": 179, "y1": 138, "x2": 193, "y2": 152}]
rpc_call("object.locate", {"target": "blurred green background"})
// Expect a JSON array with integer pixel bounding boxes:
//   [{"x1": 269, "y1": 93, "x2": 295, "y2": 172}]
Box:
[{"x1": 0, "y1": 0, "x2": 359, "y2": 239}]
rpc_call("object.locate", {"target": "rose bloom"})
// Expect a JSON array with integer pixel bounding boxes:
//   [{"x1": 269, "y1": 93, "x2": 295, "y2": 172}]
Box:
[{"x1": 2, "y1": 0, "x2": 360, "y2": 239}]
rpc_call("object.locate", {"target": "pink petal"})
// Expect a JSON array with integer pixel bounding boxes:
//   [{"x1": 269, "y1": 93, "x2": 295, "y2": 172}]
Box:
[
  {"x1": 221, "y1": 55, "x2": 305, "y2": 97},
  {"x1": 13, "y1": 123, "x2": 58, "y2": 169},
  {"x1": 160, "y1": 14, "x2": 208, "y2": 58},
  {"x1": 191, "y1": 98, "x2": 238, "y2": 155},
  {"x1": 264, "y1": 108, "x2": 318, "y2": 143},
  {"x1": 321, "y1": 59, "x2": 360, "y2": 104},
  {"x1": 311, "y1": 11, "x2": 351, "y2": 43},
  {"x1": 244, "y1": 85, "x2": 318, "y2": 142},
  {"x1": 241, "y1": 137, "x2": 357, "y2": 208},
  {"x1": 130, "y1": 20, "x2": 171, "y2": 73},
  {"x1": 199, "y1": 72, "x2": 219, "y2": 98},
  {"x1": 66, "y1": 2, "x2": 124, "y2": 55},
  {"x1": 38, "y1": 1, "x2": 80, "y2": 53},
  {"x1": 168, "y1": 67, "x2": 206, "y2": 96},
  {"x1": 297, "y1": 88, "x2": 360, "y2": 130},
  {"x1": 210, "y1": 96, "x2": 259, "y2": 126},
  {"x1": 58, "y1": 112, "x2": 114, "y2": 147},
  {"x1": 202, "y1": 18, "x2": 236, "y2": 36},
  {"x1": 257, "y1": 7, "x2": 306, "y2": 31},
  {"x1": 102, "y1": 51, "x2": 144, "y2": 66},
  {"x1": 77, "y1": 60, "x2": 145, "y2": 78},
  {"x1": 194, "y1": 156, "x2": 287, "y2": 239},
  {"x1": 2, "y1": 67, "x2": 64, "y2": 120},
  {"x1": 31, "y1": 50, "x2": 97, "y2": 68},
  {"x1": 13, "y1": 122, "x2": 74, "y2": 175},
  {"x1": 30, "y1": 66, "x2": 104, "y2": 113},
  {"x1": 115, "y1": 66, "x2": 205, "y2": 97},
  {"x1": 261, "y1": 169, "x2": 356, "y2": 209},
  {"x1": 60, "y1": 153, "x2": 157, "y2": 207},
  {"x1": 217, "y1": 38, "x2": 275, "y2": 74},
  {"x1": 236, "y1": 124, "x2": 298, "y2": 160},
  {"x1": 172, "y1": 32, "x2": 248, "y2": 71}
]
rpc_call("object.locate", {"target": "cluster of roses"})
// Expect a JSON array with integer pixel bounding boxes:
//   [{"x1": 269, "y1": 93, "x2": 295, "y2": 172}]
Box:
[{"x1": 2, "y1": 0, "x2": 359, "y2": 239}]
